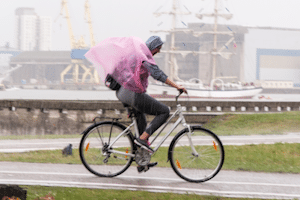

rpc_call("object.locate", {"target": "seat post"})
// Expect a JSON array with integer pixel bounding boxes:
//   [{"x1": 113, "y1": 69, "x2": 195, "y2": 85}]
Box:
[
  {"x1": 123, "y1": 104, "x2": 139, "y2": 138},
  {"x1": 132, "y1": 117, "x2": 140, "y2": 139}
]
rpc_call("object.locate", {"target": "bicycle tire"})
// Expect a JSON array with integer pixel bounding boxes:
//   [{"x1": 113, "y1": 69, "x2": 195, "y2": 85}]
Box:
[
  {"x1": 168, "y1": 126, "x2": 225, "y2": 183},
  {"x1": 79, "y1": 121, "x2": 135, "y2": 177}
]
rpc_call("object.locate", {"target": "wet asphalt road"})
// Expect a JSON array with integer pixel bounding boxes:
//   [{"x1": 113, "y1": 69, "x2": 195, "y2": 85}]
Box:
[
  {"x1": 0, "y1": 162, "x2": 300, "y2": 199},
  {"x1": 0, "y1": 133, "x2": 300, "y2": 199}
]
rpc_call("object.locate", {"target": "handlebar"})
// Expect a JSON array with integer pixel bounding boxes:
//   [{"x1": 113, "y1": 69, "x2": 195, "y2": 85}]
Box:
[{"x1": 175, "y1": 89, "x2": 184, "y2": 104}]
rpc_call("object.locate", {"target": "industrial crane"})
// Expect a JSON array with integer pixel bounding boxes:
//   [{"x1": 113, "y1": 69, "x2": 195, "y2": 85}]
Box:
[
  {"x1": 81, "y1": 0, "x2": 99, "y2": 83},
  {"x1": 58, "y1": 0, "x2": 86, "y2": 49},
  {"x1": 57, "y1": 0, "x2": 99, "y2": 85},
  {"x1": 84, "y1": 0, "x2": 96, "y2": 47}
]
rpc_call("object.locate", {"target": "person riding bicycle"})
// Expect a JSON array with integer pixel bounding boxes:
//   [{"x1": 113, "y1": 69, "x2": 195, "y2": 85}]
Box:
[{"x1": 85, "y1": 36, "x2": 187, "y2": 172}]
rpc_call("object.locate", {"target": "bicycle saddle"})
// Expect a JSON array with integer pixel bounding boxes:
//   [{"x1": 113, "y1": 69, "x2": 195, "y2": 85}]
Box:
[{"x1": 122, "y1": 103, "x2": 138, "y2": 118}]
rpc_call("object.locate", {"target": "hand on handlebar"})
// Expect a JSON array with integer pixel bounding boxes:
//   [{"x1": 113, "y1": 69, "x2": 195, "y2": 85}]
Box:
[
  {"x1": 164, "y1": 78, "x2": 188, "y2": 94},
  {"x1": 177, "y1": 85, "x2": 188, "y2": 94}
]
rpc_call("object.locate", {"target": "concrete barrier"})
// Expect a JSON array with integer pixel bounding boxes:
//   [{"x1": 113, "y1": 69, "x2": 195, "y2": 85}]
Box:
[
  {"x1": 0, "y1": 99, "x2": 299, "y2": 136},
  {"x1": 1, "y1": 99, "x2": 300, "y2": 112}
]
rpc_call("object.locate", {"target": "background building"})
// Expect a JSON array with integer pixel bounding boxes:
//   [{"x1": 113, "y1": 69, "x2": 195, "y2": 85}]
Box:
[
  {"x1": 244, "y1": 27, "x2": 300, "y2": 87},
  {"x1": 160, "y1": 23, "x2": 247, "y2": 84},
  {"x1": 10, "y1": 51, "x2": 71, "y2": 85},
  {"x1": 158, "y1": 23, "x2": 300, "y2": 87},
  {"x1": 37, "y1": 16, "x2": 52, "y2": 51},
  {"x1": 15, "y1": 7, "x2": 52, "y2": 51}
]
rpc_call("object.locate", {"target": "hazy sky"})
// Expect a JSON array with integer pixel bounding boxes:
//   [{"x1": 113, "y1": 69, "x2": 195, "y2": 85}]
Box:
[{"x1": 1, "y1": 0, "x2": 300, "y2": 51}]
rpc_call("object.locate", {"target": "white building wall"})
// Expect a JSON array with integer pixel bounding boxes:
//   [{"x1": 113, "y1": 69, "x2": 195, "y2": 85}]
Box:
[
  {"x1": 243, "y1": 28, "x2": 300, "y2": 84},
  {"x1": 15, "y1": 8, "x2": 52, "y2": 51},
  {"x1": 259, "y1": 55, "x2": 300, "y2": 84},
  {"x1": 39, "y1": 16, "x2": 52, "y2": 51},
  {"x1": 15, "y1": 14, "x2": 37, "y2": 51},
  {"x1": 21, "y1": 15, "x2": 37, "y2": 51}
]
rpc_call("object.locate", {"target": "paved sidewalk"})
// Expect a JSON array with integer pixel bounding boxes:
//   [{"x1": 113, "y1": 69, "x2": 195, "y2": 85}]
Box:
[
  {"x1": 0, "y1": 161, "x2": 299, "y2": 199},
  {"x1": 0, "y1": 133, "x2": 299, "y2": 153},
  {"x1": 0, "y1": 133, "x2": 299, "y2": 199}
]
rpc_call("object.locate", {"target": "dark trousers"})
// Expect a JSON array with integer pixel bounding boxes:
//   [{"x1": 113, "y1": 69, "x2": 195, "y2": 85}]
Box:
[{"x1": 116, "y1": 86, "x2": 170, "y2": 136}]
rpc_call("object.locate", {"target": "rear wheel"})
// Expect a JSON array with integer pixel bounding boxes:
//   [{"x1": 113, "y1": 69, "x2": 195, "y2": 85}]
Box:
[
  {"x1": 169, "y1": 126, "x2": 224, "y2": 182},
  {"x1": 79, "y1": 121, "x2": 134, "y2": 177}
]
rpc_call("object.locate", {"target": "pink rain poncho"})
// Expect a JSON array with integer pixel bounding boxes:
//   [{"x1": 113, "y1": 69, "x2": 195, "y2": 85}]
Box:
[{"x1": 85, "y1": 36, "x2": 157, "y2": 93}]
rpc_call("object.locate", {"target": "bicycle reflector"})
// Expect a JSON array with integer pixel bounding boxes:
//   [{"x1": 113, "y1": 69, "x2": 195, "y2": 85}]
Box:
[
  {"x1": 213, "y1": 141, "x2": 217, "y2": 151},
  {"x1": 176, "y1": 159, "x2": 182, "y2": 169},
  {"x1": 85, "y1": 142, "x2": 90, "y2": 152},
  {"x1": 125, "y1": 148, "x2": 128, "y2": 158}
]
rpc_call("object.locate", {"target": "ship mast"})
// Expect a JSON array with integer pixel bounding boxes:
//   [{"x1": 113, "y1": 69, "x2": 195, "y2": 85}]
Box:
[
  {"x1": 151, "y1": 0, "x2": 235, "y2": 82},
  {"x1": 153, "y1": 0, "x2": 191, "y2": 81},
  {"x1": 170, "y1": 0, "x2": 177, "y2": 81},
  {"x1": 212, "y1": 0, "x2": 218, "y2": 80}
]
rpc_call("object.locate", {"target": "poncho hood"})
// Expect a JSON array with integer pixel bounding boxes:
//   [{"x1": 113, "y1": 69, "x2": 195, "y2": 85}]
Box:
[{"x1": 85, "y1": 36, "x2": 157, "y2": 93}]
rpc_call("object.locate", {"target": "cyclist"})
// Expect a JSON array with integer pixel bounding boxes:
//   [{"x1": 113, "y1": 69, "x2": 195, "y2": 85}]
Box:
[
  {"x1": 115, "y1": 36, "x2": 187, "y2": 172},
  {"x1": 86, "y1": 36, "x2": 187, "y2": 172}
]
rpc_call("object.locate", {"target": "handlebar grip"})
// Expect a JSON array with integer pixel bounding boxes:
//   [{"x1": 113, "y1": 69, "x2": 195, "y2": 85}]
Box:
[{"x1": 176, "y1": 89, "x2": 183, "y2": 103}]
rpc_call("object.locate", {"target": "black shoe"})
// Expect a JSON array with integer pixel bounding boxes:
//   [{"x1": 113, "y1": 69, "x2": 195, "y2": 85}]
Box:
[
  {"x1": 137, "y1": 162, "x2": 158, "y2": 173},
  {"x1": 134, "y1": 138, "x2": 154, "y2": 152}
]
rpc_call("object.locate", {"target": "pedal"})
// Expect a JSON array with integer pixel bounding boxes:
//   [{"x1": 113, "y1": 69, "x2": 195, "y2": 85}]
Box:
[{"x1": 143, "y1": 166, "x2": 149, "y2": 172}]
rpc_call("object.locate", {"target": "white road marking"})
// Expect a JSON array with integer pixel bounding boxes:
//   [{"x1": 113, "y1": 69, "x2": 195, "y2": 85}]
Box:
[
  {"x1": 0, "y1": 171, "x2": 299, "y2": 188},
  {"x1": 0, "y1": 179, "x2": 299, "y2": 199}
]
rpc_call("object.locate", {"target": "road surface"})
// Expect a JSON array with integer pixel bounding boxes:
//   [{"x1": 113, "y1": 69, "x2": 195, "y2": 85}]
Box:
[
  {"x1": 0, "y1": 133, "x2": 299, "y2": 199},
  {"x1": 0, "y1": 162, "x2": 299, "y2": 199}
]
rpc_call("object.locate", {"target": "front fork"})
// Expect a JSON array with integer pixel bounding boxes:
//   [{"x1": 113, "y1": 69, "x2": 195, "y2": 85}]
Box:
[
  {"x1": 181, "y1": 114, "x2": 199, "y2": 157},
  {"x1": 186, "y1": 126, "x2": 199, "y2": 157}
]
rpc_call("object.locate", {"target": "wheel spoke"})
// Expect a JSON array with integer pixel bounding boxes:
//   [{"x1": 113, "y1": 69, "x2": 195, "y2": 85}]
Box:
[
  {"x1": 95, "y1": 126, "x2": 105, "y2": 146},
  {"x1": 170, "y1": 126, "x2": 224, "y2": 182},
  {"x1": 80, "y1": 122, "x2": 134, "y2": 177}
]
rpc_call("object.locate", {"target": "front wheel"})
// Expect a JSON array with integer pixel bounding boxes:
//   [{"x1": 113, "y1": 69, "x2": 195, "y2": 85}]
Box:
[
  {"x1": 79, "y1": 121, "x2": 135, "y2": 177},
  {"x1": 169, "y1": 126, "x2": 225, "y2": 183}
]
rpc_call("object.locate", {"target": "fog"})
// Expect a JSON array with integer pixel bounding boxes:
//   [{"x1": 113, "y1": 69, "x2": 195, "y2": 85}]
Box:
[
  {"x1": 1, "y1": 0, "x2": 300, "y2": 49},
  {"x1": 0, "y1": 0, "x2": 300, "y2": 98}
]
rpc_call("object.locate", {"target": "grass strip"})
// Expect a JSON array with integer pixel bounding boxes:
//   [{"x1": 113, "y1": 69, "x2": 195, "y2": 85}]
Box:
[
  {"x1": 1, "y1": 143, "x2": 300, "y2": 174},
  {"x1": 203, "y1": 111, "x2": 300, "y2": 135},
  {"x1": 23, "y1": 185, "x2": 270, "y2": 200}
]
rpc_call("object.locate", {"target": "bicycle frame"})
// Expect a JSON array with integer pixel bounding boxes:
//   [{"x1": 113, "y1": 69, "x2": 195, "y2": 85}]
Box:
[
  {"x1": 107, "y1": 99, "x2": 199, "y2": 157},
  {"x1": 149, "y1": 104, "x2": 188, "y2": 152},
  {"x1": 80, "y1": 92, "x2": 224, "y2": 182}
]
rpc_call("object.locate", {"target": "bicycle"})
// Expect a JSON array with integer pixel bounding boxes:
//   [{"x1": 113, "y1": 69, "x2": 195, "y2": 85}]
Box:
[{"x1": 79, "y1": 91, "x2": 225, "y2": 183}]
